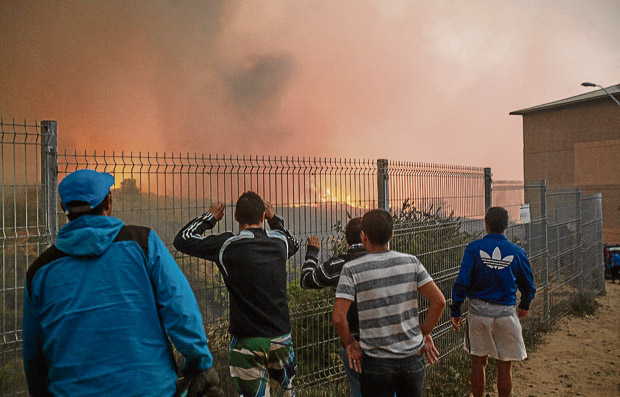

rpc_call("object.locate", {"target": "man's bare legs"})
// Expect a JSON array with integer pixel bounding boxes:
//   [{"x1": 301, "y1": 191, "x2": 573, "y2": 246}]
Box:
[
  {"x1": 471, "y1": 355, "x2": 488, "y2": 397},
  {"x1": 471, "y1": 355, "x2": 513, "y2": 397},
  {"x1": 496, "y1": 360, "x2": 512, "y2": 397}
]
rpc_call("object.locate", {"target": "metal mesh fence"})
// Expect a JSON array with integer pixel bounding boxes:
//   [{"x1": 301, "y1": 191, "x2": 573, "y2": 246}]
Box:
[
  {"x1": 546, "y1": 189, "x2": 582, "y2": 323},
  {"x1": 580, "y1": 194, "x2": 605, "y2": 299},
  {"x1": 0, "y1": 119, "x2": 49, "y2": 396},
  {"x1": 0, "y1": 119, "x2": 606, "y2": 396},
  {"x1": 386, "y1": 161, "x2": 487, "y2": 381},
  {"x1": 492, "y1": 180, "x2": 525, "y2": 224},
  {"x1": 55, "y1": 150, "x2": 378, "y2": 395}
]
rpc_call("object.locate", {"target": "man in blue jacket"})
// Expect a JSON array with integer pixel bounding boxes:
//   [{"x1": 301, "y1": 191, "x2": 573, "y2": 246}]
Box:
[
  {"x1": 22, "y1": 169, "x2": 222, "y2": 397},
  {"x1": 611, "y1": 252, "x2": 620, "y2": 283},
  {"x1": 450, "y1": 207, "x2": 536, "y2": 397}
]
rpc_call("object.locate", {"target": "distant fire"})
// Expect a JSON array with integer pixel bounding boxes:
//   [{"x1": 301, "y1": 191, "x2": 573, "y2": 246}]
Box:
[
  {"x1": 319, "y1": 187, "x2": 369, "y2": 209},
  {"x1": 321, "y1": 188, "x2": 350, "y2": 204}
]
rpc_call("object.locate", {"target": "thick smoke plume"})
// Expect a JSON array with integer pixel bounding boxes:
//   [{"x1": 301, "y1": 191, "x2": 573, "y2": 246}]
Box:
[{"x1": 1, "y1": 0, "x2": 619, "y2": 179}]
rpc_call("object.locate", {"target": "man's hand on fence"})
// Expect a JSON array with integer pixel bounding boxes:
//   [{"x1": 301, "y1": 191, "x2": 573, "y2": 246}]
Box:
[
  {"x1": 264, "y1": 201, "x2": 275, "y2": 220},
  {"x1": 518, "y1": 308, "x2": 529, "y2": 319},
  {"x1": 422, "y1": 334, "x2": 440, "y2": 364},
  {"x1": 307, "y1": 235, "x2": 320, "y2": 250},
  {"x1": 450, "y1": 316, "x2": 463, "y2": 331},
  {"x1": 208, "y1": 203, "x2": 225, "y2": 221}
]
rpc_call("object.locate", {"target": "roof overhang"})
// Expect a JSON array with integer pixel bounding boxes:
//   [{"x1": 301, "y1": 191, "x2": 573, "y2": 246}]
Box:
[{"x1": 509, "y1": 84, "x2": 620, "y2": 116}]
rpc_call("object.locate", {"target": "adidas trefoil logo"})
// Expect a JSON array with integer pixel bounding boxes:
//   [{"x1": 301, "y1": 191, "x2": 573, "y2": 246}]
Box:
[{"x1": 480, "y1": 247, "x2": 514, "y2": 270}]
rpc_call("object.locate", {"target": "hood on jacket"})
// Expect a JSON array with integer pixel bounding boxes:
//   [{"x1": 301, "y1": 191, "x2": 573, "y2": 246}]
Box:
[{"x1": 55, "y1": 215, "x2": 124, "y2": 257}]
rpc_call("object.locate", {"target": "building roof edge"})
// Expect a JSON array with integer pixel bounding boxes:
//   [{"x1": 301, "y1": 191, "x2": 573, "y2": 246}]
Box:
[{"x1": 509, "y1": 84, "x2": 620, "y2": 116}]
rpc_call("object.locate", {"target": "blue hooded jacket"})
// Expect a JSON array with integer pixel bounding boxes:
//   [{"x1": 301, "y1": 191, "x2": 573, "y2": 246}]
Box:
[
  {"x1": 22, "y1": 215, "x2": 213, "y2": 396},
  {"x1": 450, "y1": 233, "x2": 536, "y2": 318}
]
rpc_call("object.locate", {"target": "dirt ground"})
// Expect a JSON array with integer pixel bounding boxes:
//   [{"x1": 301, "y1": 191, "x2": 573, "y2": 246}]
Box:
[{"x1": 510, "y1": 281, "x2": 620, "y2": 396}]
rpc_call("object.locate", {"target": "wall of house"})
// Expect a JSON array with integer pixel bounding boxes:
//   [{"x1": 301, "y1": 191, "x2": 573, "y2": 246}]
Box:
[{"x1": 521, "y1": 98, "x2": 620, "y2": 243}]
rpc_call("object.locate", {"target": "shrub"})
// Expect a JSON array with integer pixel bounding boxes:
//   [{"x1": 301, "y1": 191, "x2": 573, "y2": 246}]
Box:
[{"x1": 568, "y1": 294, "x2": 598, "y2": 317}]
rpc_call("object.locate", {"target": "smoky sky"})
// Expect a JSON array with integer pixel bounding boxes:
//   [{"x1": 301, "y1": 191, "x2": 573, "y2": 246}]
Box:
[
  {"x1": 1, "y1": 0, "x2": 619, "y2": 179},
  {"x1": 228, "y1": 54, "x2": 295, "y2": 111}
]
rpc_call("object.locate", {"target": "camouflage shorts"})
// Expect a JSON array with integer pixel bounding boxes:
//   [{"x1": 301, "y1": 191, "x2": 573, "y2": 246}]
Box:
[{"x1": 229, "y1": 333, "x2": 296, "y2": 397}]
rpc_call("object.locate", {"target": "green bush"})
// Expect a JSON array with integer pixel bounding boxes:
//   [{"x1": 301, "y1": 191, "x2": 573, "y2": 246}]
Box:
[
  {"x1": 522, "y1": 316, "x2": 551, "y2": 349},
  {"x1": 1, "y1": 356, "x2": 26, "y2": 395},
  {"x1": 568, "y1": 294, "x2": 598, "y2": 317},
  {"x1": 424, "y1": 349, "x2": 471, "y2": 396}
]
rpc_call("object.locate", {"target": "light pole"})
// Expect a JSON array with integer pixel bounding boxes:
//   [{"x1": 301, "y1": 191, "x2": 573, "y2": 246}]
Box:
[{"x1": 581, "y1": 81, "x2": 620, "y2": 108}]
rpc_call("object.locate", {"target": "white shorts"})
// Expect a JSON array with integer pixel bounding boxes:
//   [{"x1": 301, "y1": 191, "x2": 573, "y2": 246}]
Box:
[{"x1": 464, "y1": 313, "x2": 527, "y2": 361}]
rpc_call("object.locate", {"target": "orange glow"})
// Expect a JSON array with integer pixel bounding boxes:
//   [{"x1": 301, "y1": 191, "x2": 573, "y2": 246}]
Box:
[
  {"x1": 318, "y1": 186, "x2": 369, "y2": 209},
  {"x1": 112, "y1": 177, "x2": 125, "y2": 191},
  {"x1": 321, "y1": 188, "x2": 350, "y2": 205}
]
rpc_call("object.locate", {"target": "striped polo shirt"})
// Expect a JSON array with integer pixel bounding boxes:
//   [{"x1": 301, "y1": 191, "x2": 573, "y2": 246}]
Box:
[{"x1": 336, "y1": 250, "x2": 432, "y2": 359}]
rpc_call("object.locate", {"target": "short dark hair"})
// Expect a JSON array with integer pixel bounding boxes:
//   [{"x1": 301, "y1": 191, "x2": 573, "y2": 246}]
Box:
[
  {"x1": 361, "y1": 209, "x2": 393, "y2": 245},
  {"x1": 65, "y1": 199, "x2": 107, "y2": 221},
  {"x1": 345, "y1": 217, "x2": 363, "y2": 245},
  {"x1": 485, "y1": 207, "x2": 509, "y2": 234},
  {"x1": 235, "y1": 191, "x2": 265, "y2": 225}
]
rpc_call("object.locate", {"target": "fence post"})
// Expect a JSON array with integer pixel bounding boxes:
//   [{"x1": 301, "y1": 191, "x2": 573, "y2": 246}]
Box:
[
  {"x1": 377, "y1": 159, "x2": 389, "y2": 211},
  {"x1": 576, "y1": 188, "x2": 584, "y2": 296},
  {"x1": 484, "y1": 167, "x2": 492, "y2": 211},
  {"x1": 540, "y1": 181, "x2": 550, "y2": 327},
  {"x1": 595, "y1": 194, "x2": 606, "y2": 297},
  {"x1": 524, "y1": 211, "x2": 531, "y2": 257},
  {"x1": 41, "y1": 120, "x2": 58, "y2": 245}
]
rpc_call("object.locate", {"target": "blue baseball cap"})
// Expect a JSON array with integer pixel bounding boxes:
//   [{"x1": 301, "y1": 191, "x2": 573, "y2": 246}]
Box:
[{"x1": 59, "y1": 169, "x2": 115, "y2": 213}]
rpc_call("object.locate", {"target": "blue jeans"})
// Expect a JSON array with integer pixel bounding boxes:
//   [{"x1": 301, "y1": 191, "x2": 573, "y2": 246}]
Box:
[
  {"x1": 339, "y1": 346, "x2": 362, "y2": 397},
  {"x1": 360, "y1": 352, "x2": 426, "y2": 397}
]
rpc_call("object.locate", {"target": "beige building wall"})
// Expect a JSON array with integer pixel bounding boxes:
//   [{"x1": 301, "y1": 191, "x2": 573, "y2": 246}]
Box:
[{"x1": 521, "y1": 99, "x2": 620, "y2": 243}]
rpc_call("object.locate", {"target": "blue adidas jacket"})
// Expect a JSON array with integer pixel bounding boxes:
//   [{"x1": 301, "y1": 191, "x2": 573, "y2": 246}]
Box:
[
  {"x1": 23, "y1": 215, "x2": 213, "y2": 396},
  {"x1": 450, "y1": 233, "x2": 536, "y2": 318}
]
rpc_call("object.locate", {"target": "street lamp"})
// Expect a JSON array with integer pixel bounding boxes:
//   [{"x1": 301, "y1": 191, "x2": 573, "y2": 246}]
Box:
[{"x1": 581, "y1": 81, "x2": 620, "y2": 108}]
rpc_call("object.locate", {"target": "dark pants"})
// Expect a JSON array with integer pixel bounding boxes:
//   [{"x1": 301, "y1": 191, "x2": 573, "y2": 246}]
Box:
[
  {"x1": 361, "y1": 352, "x2": 426, "y2": 397},
  {"x1": 612, "y1": 266, "x2": 620, "y2": 283}
]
